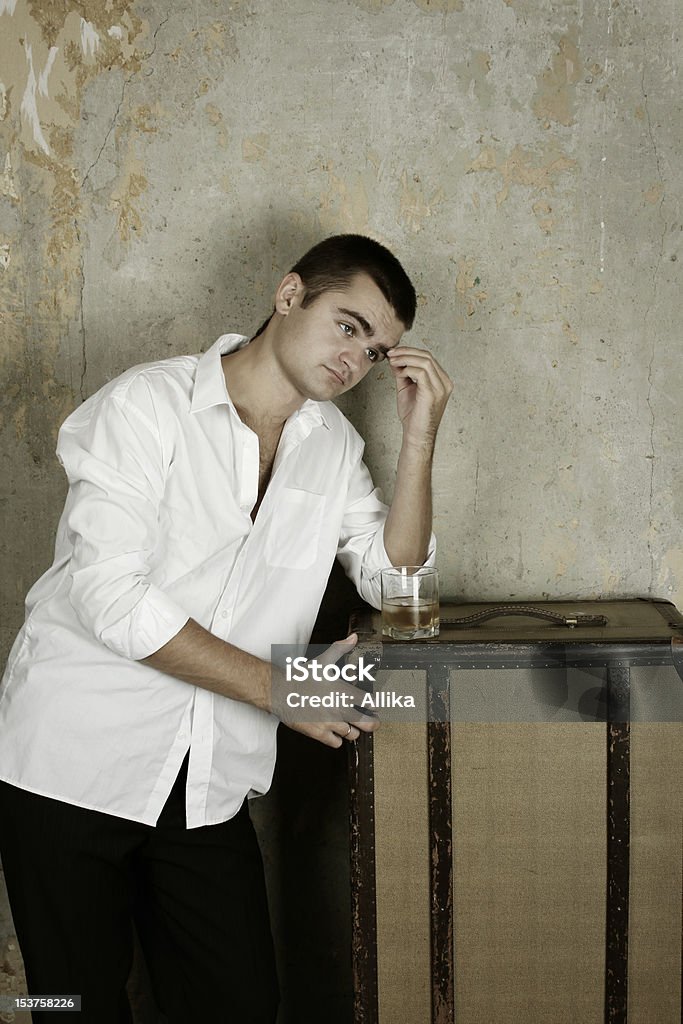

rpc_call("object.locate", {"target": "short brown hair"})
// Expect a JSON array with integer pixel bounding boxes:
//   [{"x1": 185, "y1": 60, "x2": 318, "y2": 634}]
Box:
[
  {"x1": 290, "y1": 234, "x2": 416, "y2": 329},
  {"x1": 251, "y1": 234, "x2": 416, "y2": 340}
]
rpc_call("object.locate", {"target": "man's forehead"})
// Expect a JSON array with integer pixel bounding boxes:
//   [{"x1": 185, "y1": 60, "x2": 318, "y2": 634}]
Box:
[{"x1": 332, "y1": 275, "x2": 405, "y2": 340}]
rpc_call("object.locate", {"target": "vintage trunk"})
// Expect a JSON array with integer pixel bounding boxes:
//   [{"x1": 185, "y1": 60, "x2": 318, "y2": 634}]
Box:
[{"x1": 348, "y1": 600, "x2": 683, "y2": 1024}]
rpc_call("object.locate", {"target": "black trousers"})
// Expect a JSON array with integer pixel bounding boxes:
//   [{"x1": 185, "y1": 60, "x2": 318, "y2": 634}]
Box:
[{"x1": 0, "y1": 755, "x2": 279, "y2": 1023}]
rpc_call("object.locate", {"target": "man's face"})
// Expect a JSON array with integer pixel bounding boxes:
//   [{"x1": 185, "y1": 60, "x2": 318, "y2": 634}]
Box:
[{"x1": 273, "y1": 272, "x2": 405, "y2": 402}]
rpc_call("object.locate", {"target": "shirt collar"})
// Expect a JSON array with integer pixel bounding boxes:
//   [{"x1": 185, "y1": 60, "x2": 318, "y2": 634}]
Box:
[{"x1": 190, "y1": 333, "x2": 331, "y2": 430}]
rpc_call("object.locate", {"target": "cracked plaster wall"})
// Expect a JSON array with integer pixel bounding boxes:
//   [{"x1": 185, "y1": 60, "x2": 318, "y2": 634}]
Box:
[{"x1": 0, "y1": 0, "x2": 681, "y2": 1018}]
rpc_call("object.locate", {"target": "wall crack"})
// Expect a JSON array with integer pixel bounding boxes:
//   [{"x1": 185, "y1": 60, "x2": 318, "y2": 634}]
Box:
[
  {"x1": 80, "y1": 16, "x2": 170, "y2": 188},
  {"x1": 149, "y1": 14, "x2": 171, "y2": 55},
  {"x1": 73, "y1": 218, "x2": 87, "y2": 402},
  {"x1": 81, "y1": 74, "x2": 130, "y2": 189}
]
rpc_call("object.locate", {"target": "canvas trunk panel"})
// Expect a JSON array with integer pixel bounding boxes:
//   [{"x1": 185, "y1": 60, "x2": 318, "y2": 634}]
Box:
[{"x1": 348, "y1": 600, "x2": 683, "y2": 1024}]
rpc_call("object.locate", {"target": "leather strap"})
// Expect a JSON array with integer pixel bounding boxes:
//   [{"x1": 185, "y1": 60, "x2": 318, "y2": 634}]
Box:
[{"x1": 441, "y1": 605, "x2": 608, "y2": 629}]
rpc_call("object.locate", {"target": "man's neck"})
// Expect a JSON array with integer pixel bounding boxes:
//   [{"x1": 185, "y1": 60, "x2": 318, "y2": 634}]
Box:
[{"x1": 221, "y1": 326, "x2": 302, "y2": 432}]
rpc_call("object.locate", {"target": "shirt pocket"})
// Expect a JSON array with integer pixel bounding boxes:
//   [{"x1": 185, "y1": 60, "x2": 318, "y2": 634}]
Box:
[{"x1": 265, "y1": 488, "x2": 326, "y2": 570}]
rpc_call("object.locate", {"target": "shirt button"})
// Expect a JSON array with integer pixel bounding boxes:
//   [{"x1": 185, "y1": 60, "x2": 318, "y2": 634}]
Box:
[{"x1": 221, "y1": 610, "x2": 228, "y2": 619}]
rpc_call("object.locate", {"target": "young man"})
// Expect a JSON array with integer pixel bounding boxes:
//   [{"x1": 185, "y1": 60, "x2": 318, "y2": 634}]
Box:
[{"x1": 0, "y1": 234, "x2": 452, "y2": 1022}]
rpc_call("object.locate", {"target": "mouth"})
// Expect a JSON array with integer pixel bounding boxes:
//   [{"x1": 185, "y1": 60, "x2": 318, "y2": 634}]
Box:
[{"x1": 325, "y1": 366, "x2": 346, "y2": 386}]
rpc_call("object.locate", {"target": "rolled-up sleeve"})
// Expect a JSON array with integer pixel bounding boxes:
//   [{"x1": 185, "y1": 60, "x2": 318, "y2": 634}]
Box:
[
  {"x1": 336, "y1": 445, "x2": 437, "y2": 609},
  {"x1": 57, "y1": 374, "x2": 190, "y2": 660}
]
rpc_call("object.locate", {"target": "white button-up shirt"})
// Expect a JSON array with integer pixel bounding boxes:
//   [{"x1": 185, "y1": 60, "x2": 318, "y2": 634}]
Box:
[{"x1": 0, "y1": 334, "x2": 435, "y2": 827}]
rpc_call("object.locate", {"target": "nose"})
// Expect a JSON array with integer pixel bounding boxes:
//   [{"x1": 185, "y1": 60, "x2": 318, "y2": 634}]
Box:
[{"x1": 339, "y1": 341, "x2": 362, "y2": 377}]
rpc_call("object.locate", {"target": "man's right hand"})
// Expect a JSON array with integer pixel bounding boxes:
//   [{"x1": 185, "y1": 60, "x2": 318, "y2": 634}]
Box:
[
  {"x1": 143, "y1": 619, "x2": 378, "y2": 747},
  {"x1": 271, "y1": 633, "x2": 379, "y2": 748}
]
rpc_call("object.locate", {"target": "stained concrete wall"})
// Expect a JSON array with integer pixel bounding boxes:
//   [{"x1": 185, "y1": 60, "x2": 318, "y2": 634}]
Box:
[{"x1": 1, "y1": 0, "x2": 681, "y2": 1019}]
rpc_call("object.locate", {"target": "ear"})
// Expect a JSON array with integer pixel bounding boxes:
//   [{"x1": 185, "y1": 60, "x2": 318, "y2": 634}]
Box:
[{"x1": 274, "y1": 272, "x2": 304, "y2": 316}]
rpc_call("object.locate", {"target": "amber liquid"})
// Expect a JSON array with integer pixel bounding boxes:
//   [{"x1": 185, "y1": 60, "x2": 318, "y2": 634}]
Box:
[{"x1": 381, "y1": 598, "x2": 439, "y2": 640}]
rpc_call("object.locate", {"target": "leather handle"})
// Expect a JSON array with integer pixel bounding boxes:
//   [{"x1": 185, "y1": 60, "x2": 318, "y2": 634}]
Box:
[{"x1": 441, "y1": 605, "x2": 608, "y2": 629}]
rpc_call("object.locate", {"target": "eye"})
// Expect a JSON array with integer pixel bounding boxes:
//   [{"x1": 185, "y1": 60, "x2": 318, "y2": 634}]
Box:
[
  {"x1": 366, "y1": 348, "x2": 379, "y2": 363},
  {"x1": 339, "y1": 322, "x2": 354, "y2": 336}
]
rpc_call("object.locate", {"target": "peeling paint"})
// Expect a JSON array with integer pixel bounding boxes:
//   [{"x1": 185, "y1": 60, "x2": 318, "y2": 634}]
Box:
[
  {"x1": 562, "y1": 322, "x2": 579, "y2": 345},
  {"x1": 540, "y1": 536, "x2": 578, "y2": 580},
  {"x1": 80, "y1": 18, "x2": 100, "y2": 59},
  {"x1": 0, "y1": 243, "x2": 10, "y2": 270},
  {"x1": 108, "y1": 25, "x2": 124, "y2": 39},
  {"x1": 0, "y1": 0, "x2": 18, "y2": 14},
  {"x1": 0, "y1": 81, "x2": 6, "y2": 120},
  {"x1": 454, "y1": 49, "x2": 495, "y2": 109},
  {"x1": 37, "y1": 45, "x2": 59, "y2": 97},
  {"x1": 108, "y1": 150, "x2": 149, "y2": 242},
  {"x1": 533, "y1": 30, "x2": 582, "y2": 127},
  {"x1": 532, "y1": 199, "x2": 554, "y2": 234},
  {"x1": 203, "y1": 21, "x2": 230, "y2": 56},
  {"x1": 467, "y1": 143, "x2": 576, "y2": 205},
  {"x1": 242, "y1": 132, "x2": 269, "y2": 163},
  {"x1": 456, "y1": 258, "x2": 487, "y2": 317},
  {"x1": 399, "y1": 171, "x2": 442, "y2": 233},
  {"x1": 318, "y1": 163, "x2": 369, "y2": 233},
  {"x1": 643, "y1": 183, "x2": 663, "y2": 204},
  {"x1": 0, "y1": 0, "x2": 150, "y2": 357},
  {"x1": 21, "y1": 42, "x2": 51, "y2": 155},
  {"x1": 131, "y1": 102, "x2": 166, "y2": 135},
  {"x1": 0, "y1": 153, "x2": 19, "y2": 200},
  {"x1": 204, "y1": 103, "x2": 228, "y2": 149}
]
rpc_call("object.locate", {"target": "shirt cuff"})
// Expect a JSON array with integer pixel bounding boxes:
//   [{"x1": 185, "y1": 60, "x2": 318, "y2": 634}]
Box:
[
  {"x1": 359, "y1": 527, "x2": 438, "y2": 609},
  {"x1": 100, "y1": 584, "x2": 191, "y2": 661}
]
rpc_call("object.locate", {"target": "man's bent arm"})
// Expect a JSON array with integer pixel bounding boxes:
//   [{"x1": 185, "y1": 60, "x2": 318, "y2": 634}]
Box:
[
  {"x1": 142, "y1": 618, "x2": 272, "y2": 711},
  {"x1": 142, "y1": 620, "x2": 375, "y2": 749},
  {"x1": 383, "y1": 344, "x2": 452, "y2": 566},
  {"x1": 383, "y1": 439, "x2": 434, "y2": 566}
]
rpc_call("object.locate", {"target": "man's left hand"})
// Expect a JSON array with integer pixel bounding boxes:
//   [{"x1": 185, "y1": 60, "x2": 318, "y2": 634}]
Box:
[{"x1": 386, "y1": 346, "x2": 453, "y2": 449}]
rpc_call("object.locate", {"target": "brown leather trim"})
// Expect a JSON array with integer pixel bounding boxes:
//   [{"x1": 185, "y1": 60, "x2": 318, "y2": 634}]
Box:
[
  {"x1": 349, "y1": 731, "x2": 378, "y2": 1024},
  {"x1": 428, "y1": 665, "x2": 455, "y2": 1023},
  {"x1": 606, "y1": 665, "x2": 630, "y2": 1023}
]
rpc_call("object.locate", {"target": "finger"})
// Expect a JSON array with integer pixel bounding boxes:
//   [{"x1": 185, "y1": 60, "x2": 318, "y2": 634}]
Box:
[
  {"x1": 287, "y1": 722, "x2": 345, "y2": 748},
  {"x1": 395, "y1": 364, "x2": 453, "y2": 402},
  {"x1": 387, "y1": 349, "x2": 453, "y2": 390},
  {"x1": 352, "y1": 714, "x2": 379, "y2": 733},
  {"x1": 321, "y1": 729, "x2": 344, "y2": 749},
  {"x1": 391, "y1": 361, "x2": 442, "y2": 394},
  {"x1": 332, "y1": 716, "x2": 377, "y2": 740},
  {"x1": 389, "y1": 353, "x2": 452, "y2": 390},
  {"x1": 323, "y1": 704, "x2": 379, "y2": 736},
  {"x1": 332, "y1": 722, "x2": 359, "y2": 742},
  {"x1": 319, "y1": 633, "x2": 358, "y2": 666},
  {"x1": 387, "y1": 345, "x2": 445, "y2": 367}
]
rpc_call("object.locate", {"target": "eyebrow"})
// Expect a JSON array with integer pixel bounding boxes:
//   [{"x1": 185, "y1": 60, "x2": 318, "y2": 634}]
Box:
[
  {"x1": 337, "y1": 307, "x2": 374, "y2": 338},
  {"x1": 337, "y1": 306, "x2": 392, "y2": 356}
]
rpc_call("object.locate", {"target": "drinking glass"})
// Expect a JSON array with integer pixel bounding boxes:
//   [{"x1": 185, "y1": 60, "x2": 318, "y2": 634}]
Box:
[{"x1": 381, "y1": 566, "x2": 439, "y2": 640}]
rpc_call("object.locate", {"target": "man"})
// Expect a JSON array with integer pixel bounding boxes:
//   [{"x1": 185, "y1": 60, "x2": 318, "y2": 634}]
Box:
[{"x1": 0, "y1": 234, "x2": 452, "y2": 1022}]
